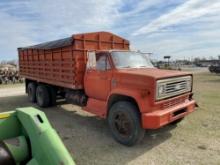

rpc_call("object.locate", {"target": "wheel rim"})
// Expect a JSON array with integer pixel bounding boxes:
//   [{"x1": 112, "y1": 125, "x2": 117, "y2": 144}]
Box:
[{"x1": 113, "y1": 112, "x2": 132, "y2": 138}]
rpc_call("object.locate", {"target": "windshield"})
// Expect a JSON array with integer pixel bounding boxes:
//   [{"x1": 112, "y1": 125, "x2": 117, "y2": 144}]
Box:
[{"x1": 111, "y1": 51, "x2": 154, "y2": 69}]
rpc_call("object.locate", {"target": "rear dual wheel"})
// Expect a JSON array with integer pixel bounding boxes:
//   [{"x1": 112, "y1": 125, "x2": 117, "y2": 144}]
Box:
[
  {"x1": 27, "y1": 83, "x2": 56, "y2": 108},
  {"x1": 27, "y1": 82, "x2": 36, "y2": 103},
  {"x1": 36, "y1": 85, "x2": 50, "y2": 107}
]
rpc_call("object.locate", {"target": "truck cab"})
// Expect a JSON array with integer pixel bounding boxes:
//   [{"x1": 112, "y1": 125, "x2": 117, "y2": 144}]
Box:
[{"x1": 84, "y1": 50, "x2": 196, "y2": 146}]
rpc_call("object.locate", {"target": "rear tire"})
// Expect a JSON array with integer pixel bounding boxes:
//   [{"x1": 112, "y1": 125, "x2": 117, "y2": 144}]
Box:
[
  {"x1": 27, "y1": 82, "x2": 36, "y2": 103},
  {"x1": 108, "y1": 101, "x2": 145, "y2": 146},
  {"x1": 36, "y1": 85, "x2": 50, "y2": 107}
]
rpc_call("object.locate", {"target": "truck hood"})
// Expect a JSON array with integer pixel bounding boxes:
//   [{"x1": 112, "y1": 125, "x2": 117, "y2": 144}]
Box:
[{"x1": 117, "y1": 68, "x2": 191, "y2": 80}]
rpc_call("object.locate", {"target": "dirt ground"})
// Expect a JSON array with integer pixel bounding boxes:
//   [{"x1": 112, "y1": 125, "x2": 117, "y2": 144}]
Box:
[{"x1": 0, "y1": 71, "x2": 220, "y2": 165}]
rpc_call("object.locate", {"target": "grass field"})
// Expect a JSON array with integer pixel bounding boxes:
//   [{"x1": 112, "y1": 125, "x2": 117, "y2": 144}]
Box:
[{"x1": 0, "y1": 72, "x2": 219, "y2": 165}]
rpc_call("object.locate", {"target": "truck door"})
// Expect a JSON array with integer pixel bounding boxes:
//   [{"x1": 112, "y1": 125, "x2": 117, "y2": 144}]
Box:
[{"x1": 84, "y1": 51, "x2": 112, "y2": 101}]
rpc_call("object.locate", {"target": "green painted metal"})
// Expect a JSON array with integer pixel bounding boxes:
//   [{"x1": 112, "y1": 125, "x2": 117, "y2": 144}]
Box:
[
  {"x1": 0, "y1": 107, "x2": 75, "y2": 165},
  {"x1": 0, "y1": 112, "x2": 21, "y2": 140},
  {"x1": 4, "y1": 136, "x2": 29, "y2": 163}
]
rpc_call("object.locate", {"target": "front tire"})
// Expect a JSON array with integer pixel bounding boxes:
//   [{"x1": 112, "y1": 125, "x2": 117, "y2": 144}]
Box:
[
  {"x1": 108, "y1": 101, "x2": 145, "y2": 146},
  {"x1": 36, "y1": 85, "x2": 50, "y2": 107}
]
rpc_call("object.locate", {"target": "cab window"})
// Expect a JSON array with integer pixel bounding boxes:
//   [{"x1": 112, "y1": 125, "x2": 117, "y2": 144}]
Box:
[
  {"x1": 96, "y1": 53, "x2": 110, "y2": 71},
  {"x1": 87, "y1": 52, "x2": 110, "y2": 71}
]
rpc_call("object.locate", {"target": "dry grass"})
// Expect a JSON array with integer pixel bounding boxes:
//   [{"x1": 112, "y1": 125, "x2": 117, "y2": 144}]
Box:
[
  {"x1": 0, "y1": 72, "x2": 220, "y2": 165},
  {"x1": 0, "y1": 83, "x2": 24, "y2": 89}
]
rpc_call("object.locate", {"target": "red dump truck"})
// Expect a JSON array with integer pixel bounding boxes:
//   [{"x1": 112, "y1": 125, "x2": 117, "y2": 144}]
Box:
[{"x1": 18, "y1": 32, "x2": 196, "y2": 146}]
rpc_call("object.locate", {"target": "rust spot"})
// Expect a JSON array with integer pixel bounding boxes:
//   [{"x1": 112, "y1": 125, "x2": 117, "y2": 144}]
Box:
[{"x1": 140, "y1": 89, "x2": 150, "y2": 98}]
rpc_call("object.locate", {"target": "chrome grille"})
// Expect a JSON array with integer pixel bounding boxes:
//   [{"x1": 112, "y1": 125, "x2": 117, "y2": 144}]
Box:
[
  {"x1": 156, "y1": 76, "x2": 192, "y2": 100},
  {"x1": 166, "y1": 81, "x2": 187, "y2": 93}
]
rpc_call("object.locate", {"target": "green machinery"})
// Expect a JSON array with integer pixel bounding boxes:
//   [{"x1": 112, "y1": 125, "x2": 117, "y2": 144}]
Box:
[{"x1": 0, "y1": 107, "x2": 75, "y2": 165}]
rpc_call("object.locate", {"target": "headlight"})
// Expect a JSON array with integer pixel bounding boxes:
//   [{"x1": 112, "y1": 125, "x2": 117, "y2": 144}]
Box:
[
  {"x1": 185, "y1": 79, "x2": 192, "y2": 91},
  {"x1": 158, "y1": 84, "x2": 166, "y2": 95}
]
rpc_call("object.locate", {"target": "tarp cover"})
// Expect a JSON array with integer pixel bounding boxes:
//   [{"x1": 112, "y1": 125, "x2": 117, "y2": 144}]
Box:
[{"x1": 19, "y1": 37, "x2": 73, "y2": 50}]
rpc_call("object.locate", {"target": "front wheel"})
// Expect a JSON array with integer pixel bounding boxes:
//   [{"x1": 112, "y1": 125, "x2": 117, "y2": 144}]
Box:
[{"x1": 108, "y1": 101, "x2": 145, "y2": 146}]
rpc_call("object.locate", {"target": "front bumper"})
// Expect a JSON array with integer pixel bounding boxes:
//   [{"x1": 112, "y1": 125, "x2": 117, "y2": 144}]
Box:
[{"x1": 142, "y1": 99, "x2": 196, "y2": 129}]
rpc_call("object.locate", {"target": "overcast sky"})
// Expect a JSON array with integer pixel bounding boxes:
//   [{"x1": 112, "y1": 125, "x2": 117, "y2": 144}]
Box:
[{"x1": 0, "y1": 0, "x2": 220, "y2": 60}]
